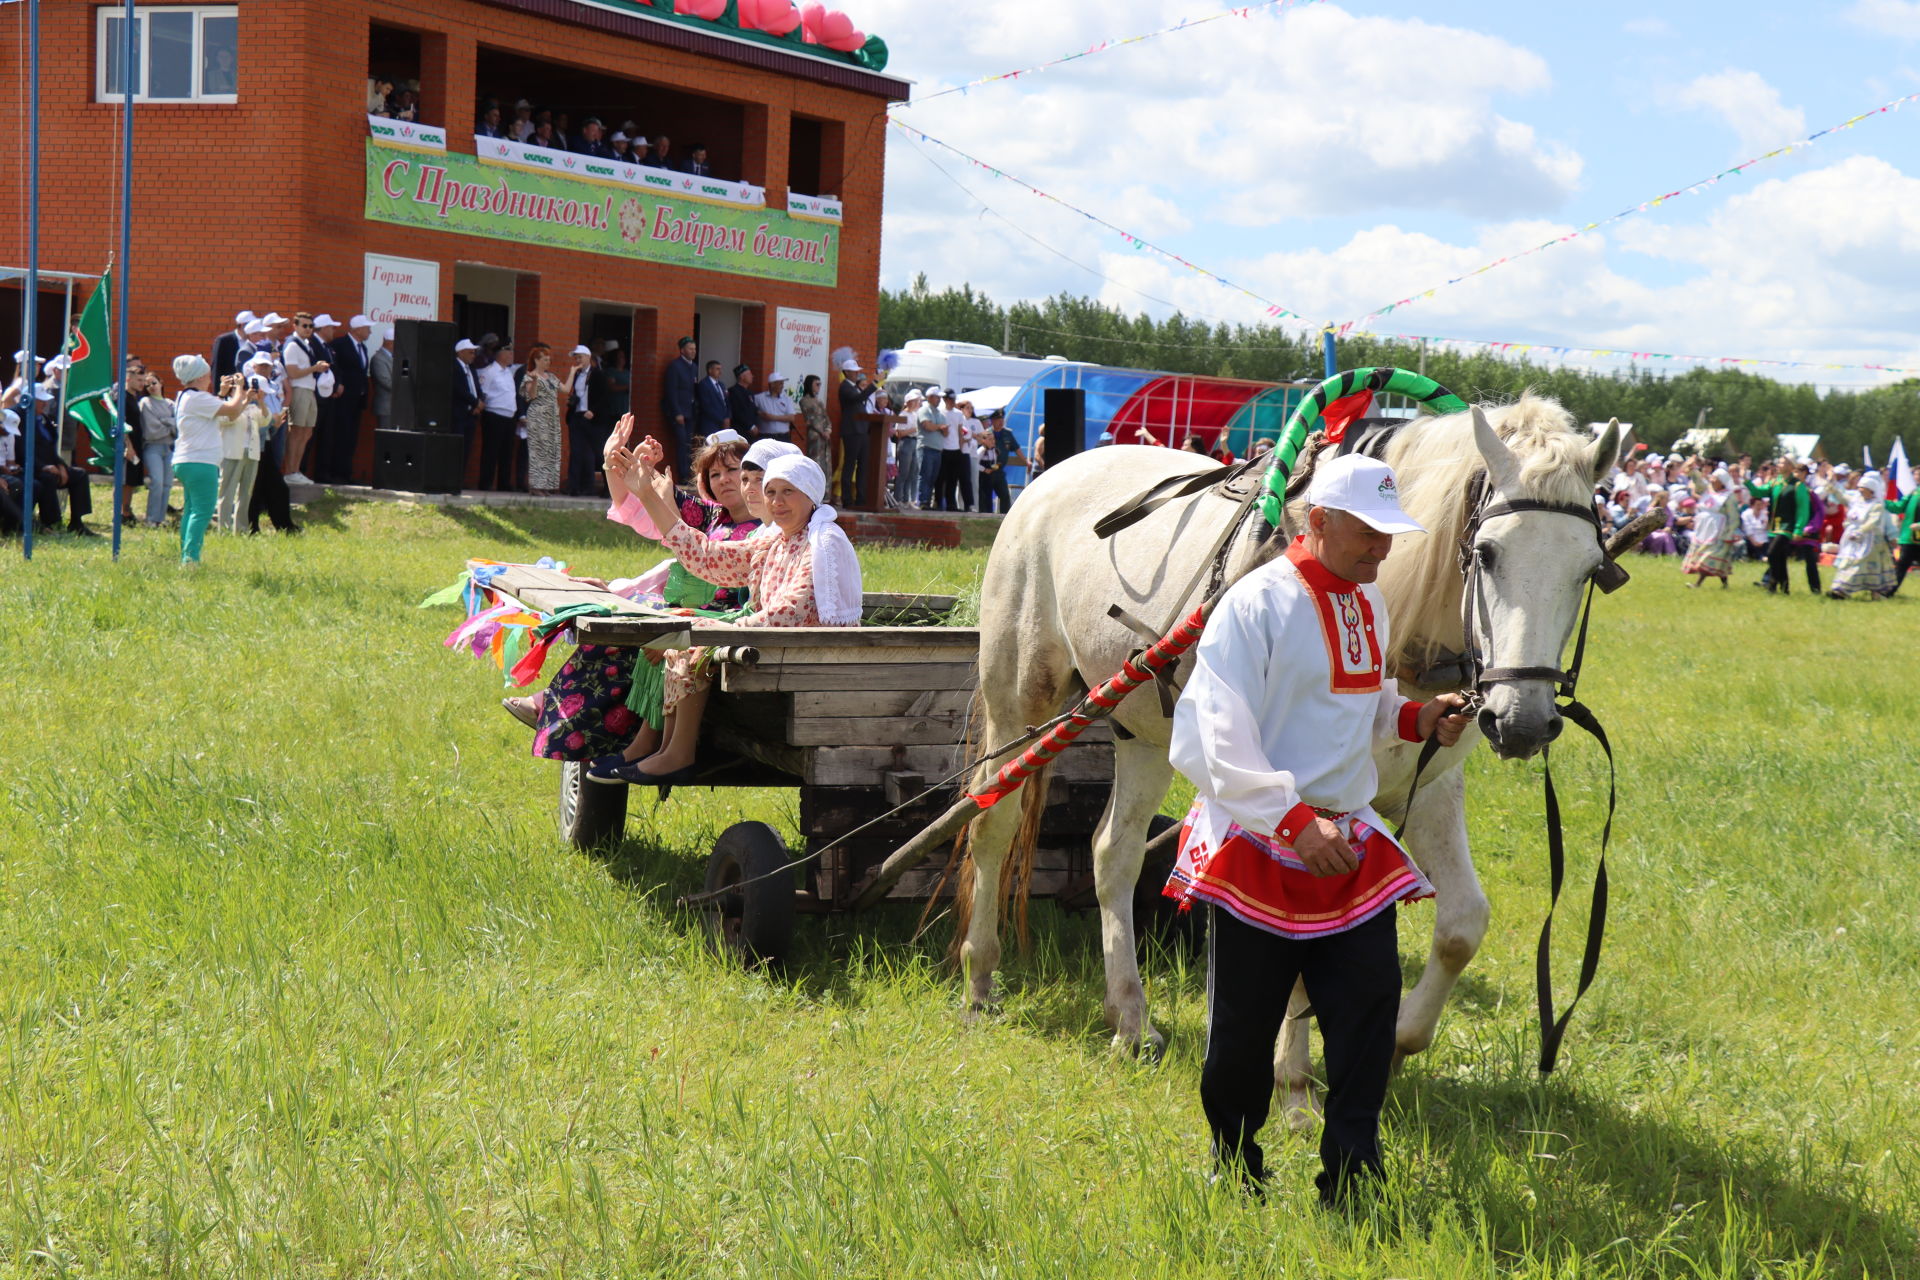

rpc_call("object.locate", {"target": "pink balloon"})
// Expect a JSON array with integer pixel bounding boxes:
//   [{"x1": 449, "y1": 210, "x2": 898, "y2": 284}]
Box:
[
  {"x1": 740, "y1": 0, "x2": 800, "y2": 33},
  {"x1": 819, "y1": 11, "x2": 863, "y2": 51},
  {"x1": 674, "y1": 0, "x2": 726, "y2": 18},
  {"x1": 800, "y1": 1, "x2": 827, "y2": 41},
  {"x1": 764, "y1": 1, "x2": 801, "y2": 35}
]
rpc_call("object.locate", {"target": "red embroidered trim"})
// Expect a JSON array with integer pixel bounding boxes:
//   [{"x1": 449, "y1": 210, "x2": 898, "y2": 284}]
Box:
[{"x1": 1285, "y1": 538, "x2": 1382, "y2": 694}]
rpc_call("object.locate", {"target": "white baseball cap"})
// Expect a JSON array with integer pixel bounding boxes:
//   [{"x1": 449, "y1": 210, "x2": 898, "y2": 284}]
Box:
[
  {"x1": 839, "y1": 358, "x2": 861, "y2": 371},
  {"x1": 571, "y1": 344, "x2": 591, "y2": 356},
  {"x1": 768, "y1": 370, "x2": 787, "y2": 383},
  {"x1": 348, "y1": 314, "x2": 372, "y2": 329},
  {"x1": 705, "y1": 428, "x2": 747, "y2": 446},
  {"x1": 245, "y1": 320, "x2": 267, "y2": 336},
  {"x1": 313, "y1": 313, "x2": 339, "y2": 328},
  {"x1": 247, "y1": 352, "x2": 274, "y2": 368},
  {"x1": 34, "y1": 385, "x2": 54, "y2": 402},
  {"x1": 926, "y1": 385, "x2": 944, "y2": 397},
  {"x1": 234, "y1": 309, "x2": 257, "y2": 326},
  {"x1": 454, "y1": 338, "x2": 478, "y2": 353},
  {"x1": 46, "y1": 354, "x2": 71, "y2": 371},
  {"x1": 261, "y1": 312, "x2": 288, "y2": 326},
  {"x1": 1307, "y1": 454, "x2": 1425, "y2": 535}
]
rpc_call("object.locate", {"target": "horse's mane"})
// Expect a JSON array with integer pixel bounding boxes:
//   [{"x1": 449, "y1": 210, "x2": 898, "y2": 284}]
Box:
[{"x1": 1371, "y1": 392, "x2": 1595, "y2": 673}]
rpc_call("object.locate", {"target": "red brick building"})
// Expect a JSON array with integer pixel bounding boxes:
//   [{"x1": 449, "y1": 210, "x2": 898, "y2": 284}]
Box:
[{"x1": 1, "y1": 0, "x2": 907, "y2": 486}]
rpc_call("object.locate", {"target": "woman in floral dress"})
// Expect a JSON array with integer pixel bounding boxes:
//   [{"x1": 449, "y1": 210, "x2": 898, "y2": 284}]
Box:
[
  {"x1": 509, "y1": 422, "x2": 761, "y2": 761},
  {"x1": 798, "y1": 374, "x2": 835, "y2": 475},
  {"x1": 587, "y1": 442, "x2": 862, "y2": 786},
  {"x1": 519, "y1": 343, "x2": 566, "y2": 495}
]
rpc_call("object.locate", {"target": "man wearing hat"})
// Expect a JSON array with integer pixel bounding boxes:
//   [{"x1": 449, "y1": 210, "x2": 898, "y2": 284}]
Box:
[
  {"x1": 1165, "y1": 453, "x2": 1469, "y2": 1206},
  {"x1": 752, "y1": 370, "x2": 802, "y2": 443},
  {"x1": 564, "y1": 343, "x2": 610, "y2": 497},
  {"x1": 451, "y1": 338, "x2": 482, "y2": 474},
  {"x1": 214, "y1": 310, "x2": 256, "y2": 381},
  {"x1": 661, "y1": 336, "x2": 700, "y2": 484},
  {"x1": 320, "y1": 315, "x2": 374, "y2": 482},
  {"x1": 725, "y1": 364, "x2": 760, "y2": 442},
  {"x1": 835, "y1": 357, "x2": 878, "y2": 509}
]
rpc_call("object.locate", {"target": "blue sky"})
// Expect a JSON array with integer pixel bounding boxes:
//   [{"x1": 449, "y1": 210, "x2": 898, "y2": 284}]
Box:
[{"x1": 867, "y1": 1, "x2": 1920, "y2": 385}]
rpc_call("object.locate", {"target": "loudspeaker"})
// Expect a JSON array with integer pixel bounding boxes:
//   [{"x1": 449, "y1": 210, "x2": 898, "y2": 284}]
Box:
[
  {"x1": 1043, "y1": 387, "x2": 1086, "y2": 464},
  {"x1": 373, "y1": 428, "x2": 466, "y2": 494},
  {"x1": 392, "y1": 319, "x2": 458, "y2": 432}
]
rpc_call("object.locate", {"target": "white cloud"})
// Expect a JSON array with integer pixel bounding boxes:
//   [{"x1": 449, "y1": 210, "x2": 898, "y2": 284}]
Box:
[
  {"x1": 1669, "y1": 70, "x2": 1807, "y2": 157},
  {"x1": 1623, "y1": 17, "x2": 1670, "y2": 36},
  {"x1": 1846, "y1": 0, "x2": 1920, "y2": 38}
]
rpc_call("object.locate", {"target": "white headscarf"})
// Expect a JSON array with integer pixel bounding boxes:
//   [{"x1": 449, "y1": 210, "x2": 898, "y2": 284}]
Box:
[
  {"x1": 1860, "y1": 470, "x2": 1884, "y2": 501},
  {"x1": 765, "y1": 454, "x2": 863, "y2": 624},
  {"x1": 742, "y1": 437, "x2": 801, "y2": 471}
]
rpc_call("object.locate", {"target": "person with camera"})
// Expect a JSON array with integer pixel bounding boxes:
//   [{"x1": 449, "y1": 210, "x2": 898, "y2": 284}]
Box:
[
  {"x1": 130, "y1": 366, "x2": 177, "y2": 526},
  {"x1": 216, "y1": 369, "x2": 273, "y2": 533},
  {"x1": 170, "y1": 356, "x2": 250, "y2": 565}
]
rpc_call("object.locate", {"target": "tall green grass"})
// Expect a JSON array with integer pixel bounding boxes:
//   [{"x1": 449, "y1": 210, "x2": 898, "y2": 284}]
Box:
[{"x1": 0, "y1": 502, "x2": 1913, "y2": 1277}]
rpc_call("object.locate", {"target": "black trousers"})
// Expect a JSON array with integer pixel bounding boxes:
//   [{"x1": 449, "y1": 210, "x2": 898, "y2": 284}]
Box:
[
  {"x1": 1765, "y1": 534, "x2": 1821, "y2": 594},
  {"x1": 935, "y1": 449, "x2": 970, "y2": 512},
  {"x1": 1888, "y1": 543, "x2": 1919, "y2": 596},
  {"x1": 477, "y1": 412, "x2": 516, "y2": 491},
  {"x1": 565, "y1": 411, "x2": 607, "y2": 496},
  {"x1": 247, "y1": 434, "x2": 295, "y2": 532},
  {"x1": 840, "y1": 428, "x2": 870, "y2": 508},
  {"x1": 979, "y1": 467, "x2": 1013, "y2": 514},
  {"x1": 1202, "y1": 905, "x2": 1400, "y2": 1203},
  {"x1": 326, "y1": 399, "x2": 364, "y2": 483}
]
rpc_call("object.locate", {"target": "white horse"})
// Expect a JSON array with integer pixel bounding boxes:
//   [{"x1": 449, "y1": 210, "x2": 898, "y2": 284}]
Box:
[{"x1": 962, "y1": 394, "x2": 1622, "y2": 1101}]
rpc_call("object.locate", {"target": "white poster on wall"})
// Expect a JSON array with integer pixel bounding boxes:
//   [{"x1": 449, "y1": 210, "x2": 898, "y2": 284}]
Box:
[
  {"x1": 775, "y1": 307, "x2": 831, "y2": 398},
  {"x1": 362, "y1": 253, "x2": 440, "y2": 341}
]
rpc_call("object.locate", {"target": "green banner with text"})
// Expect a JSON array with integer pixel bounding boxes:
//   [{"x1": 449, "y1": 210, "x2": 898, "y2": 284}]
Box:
[{"x1": 363, "y1": 140, "x2": 838, "y2": 288}]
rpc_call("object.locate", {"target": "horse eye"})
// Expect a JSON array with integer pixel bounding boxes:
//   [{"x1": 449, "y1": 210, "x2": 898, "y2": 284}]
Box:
[{"x1": 1476, "y1": 544, "x2": 1497, "y2": 569}]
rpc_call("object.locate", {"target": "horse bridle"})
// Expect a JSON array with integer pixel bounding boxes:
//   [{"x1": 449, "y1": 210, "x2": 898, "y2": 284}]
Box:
[{"x1": 1455, "y1": 480, "x2": 1630, "y2": 706}]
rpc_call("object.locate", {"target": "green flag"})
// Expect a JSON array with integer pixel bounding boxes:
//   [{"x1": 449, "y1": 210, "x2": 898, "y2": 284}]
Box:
[{"x1": 63, "y1": 268, "x2": 118, "y2": 469}]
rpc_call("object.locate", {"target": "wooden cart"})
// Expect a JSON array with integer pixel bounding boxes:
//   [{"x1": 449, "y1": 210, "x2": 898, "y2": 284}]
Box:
[{"x1": 488, "y1": 566, "x2": 1168, "y2": 964}]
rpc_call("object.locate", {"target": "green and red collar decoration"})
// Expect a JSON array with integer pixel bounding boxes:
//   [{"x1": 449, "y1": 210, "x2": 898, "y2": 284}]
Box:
[
  {"x1": 648, "y1": 0, "x2": 889, "y2": 72},
  {"x1": 1258, "y1": 367, "x2": 1468, "y2": 529}
]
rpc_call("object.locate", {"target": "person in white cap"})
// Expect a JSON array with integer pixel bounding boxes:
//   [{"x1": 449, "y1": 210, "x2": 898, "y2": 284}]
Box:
[
  {"x1": 752, "y1": 370, "x2": 801, "y2": 443},
  {"x1": 279, "y1": 312, "x2": 329, "y2": 485},
  {"x1": 1163, "y1": 452, "x2": 1470, "y2": 1208},
  {"x1": 317, "y1": 315, "x2": 375, "y2": 482},
  {"x1": 563, "y1": 343, "x2": 608, "y2": 496},
  {"x1": 893, "y1": 388, "x2": 926, "y2": 508},
  {"x1": 452, "y1": 338, "x2": 482, "y2": 470},
  {"x1": 168, "y1": 353, "x2": 250, "y2": 564},
  {"x1": 214, "y1": 310, "x2": 257, "y2": 381}
]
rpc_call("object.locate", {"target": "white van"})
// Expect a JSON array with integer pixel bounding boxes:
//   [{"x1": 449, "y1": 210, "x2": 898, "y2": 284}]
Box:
[{"x1": 884, "y1": 339, "x2": 1087, "y2": 401}]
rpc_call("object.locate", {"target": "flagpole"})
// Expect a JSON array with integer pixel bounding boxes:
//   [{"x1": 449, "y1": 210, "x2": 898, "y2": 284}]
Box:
[
  {"x1": 112, "y1": 0, "x2": 135, "y2": 559},
  {"x1": 21, "y1": 0, "x2": 40, "y2": 562}
]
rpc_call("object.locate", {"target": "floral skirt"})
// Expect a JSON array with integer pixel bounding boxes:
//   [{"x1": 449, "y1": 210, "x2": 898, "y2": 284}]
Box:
[
  {"x1": 533, "y1": 643, "x2": 644, "y2": 760},
  {"x1": 1830, "y1": 542, "x2": 1896, "y2": 597},
  {"x1": 1682, "y1": 536, "x2": 1736, "y2": 577}
]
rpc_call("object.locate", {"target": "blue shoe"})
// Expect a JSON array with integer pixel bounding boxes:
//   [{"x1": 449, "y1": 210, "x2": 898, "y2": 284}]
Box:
[{"x1": 585, "y1": 754, "x2": 632, "y2": 784}]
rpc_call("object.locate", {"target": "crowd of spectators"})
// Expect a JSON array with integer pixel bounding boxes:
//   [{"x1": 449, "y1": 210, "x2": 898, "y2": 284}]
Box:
[{"x1": 475, "y1": 97, "x2": 718, "y2": 178}]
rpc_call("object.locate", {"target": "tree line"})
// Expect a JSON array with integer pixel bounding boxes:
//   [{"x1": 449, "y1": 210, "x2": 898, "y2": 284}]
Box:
[{"x1": 878, "y1": 276, "x2": 1920, "y2": 464}]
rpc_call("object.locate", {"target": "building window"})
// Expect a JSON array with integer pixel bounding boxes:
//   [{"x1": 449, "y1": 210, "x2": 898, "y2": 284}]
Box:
[{"x1": 96, "y1": 6, "x2": 238, "y2": 103}]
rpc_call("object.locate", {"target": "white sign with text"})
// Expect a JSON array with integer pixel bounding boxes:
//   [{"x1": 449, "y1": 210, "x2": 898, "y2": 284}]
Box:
[
  {"x1": 774, "y1": 307, "x2": 831, "y2": 398},
  {"x1": 362, "y1": 253, "x2": 440, "y2": 341}
]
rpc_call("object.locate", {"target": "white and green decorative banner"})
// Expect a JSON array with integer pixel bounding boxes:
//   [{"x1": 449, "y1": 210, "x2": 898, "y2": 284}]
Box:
[{"x1": 366, "y1": 141, "x2": 838, "y2": 287}]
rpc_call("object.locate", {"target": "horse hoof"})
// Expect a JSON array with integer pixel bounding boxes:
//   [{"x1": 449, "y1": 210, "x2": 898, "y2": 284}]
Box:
[
  {"x1": 1110, "y1": 1027, "x2": 1166, "y2": 1063},
  {"x1": 962, "y1": 999, "x2": 1001, "y2": 1026},
  {"x1": 1281, "y1": 1087, "x2": 1322, "y2": 1133}
]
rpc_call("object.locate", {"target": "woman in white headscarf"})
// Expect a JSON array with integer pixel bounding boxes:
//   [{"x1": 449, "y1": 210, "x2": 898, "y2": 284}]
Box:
[
  {"x1": 1681, "y1": 463, "x2": 1744, "y2": 587},
  {"x1": 1828, "y1": 470, "x2": 1896, "y2": 599},
  {"x1": 587, "y1": 442, "x2": 862, "y2": 785}
]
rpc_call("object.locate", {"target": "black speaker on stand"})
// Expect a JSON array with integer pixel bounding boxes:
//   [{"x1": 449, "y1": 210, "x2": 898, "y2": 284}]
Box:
[
  {"x1": 391, "y1": 319, "x2": 457, "y2": 433},
  {"x1": 1042, "y1": 387, "x2": 1086, "y2": 467}
]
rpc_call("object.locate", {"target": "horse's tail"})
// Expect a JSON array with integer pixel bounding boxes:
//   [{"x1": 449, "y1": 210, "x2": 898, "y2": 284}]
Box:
[{"x1": 939, "y1": 683, "x2": 1050, "y2": 960}]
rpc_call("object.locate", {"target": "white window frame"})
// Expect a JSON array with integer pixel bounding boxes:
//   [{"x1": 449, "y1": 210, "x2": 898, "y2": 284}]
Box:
[{"x1": 95, "y1": 5, "x2": 239, "y2": 104}]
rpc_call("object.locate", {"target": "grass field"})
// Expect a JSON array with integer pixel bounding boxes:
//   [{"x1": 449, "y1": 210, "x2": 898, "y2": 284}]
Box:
[{"x1": 2, "y1": 499, "x2": 1915, "y2": 1278}]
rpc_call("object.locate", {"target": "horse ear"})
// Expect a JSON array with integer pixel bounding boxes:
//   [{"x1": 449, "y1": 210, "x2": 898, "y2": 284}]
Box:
[
  {"x1": 1472, "y1": 406, "x2": 1518, "y2": 491},
  {"x1": 1589, "y1": 417, "x2": 1623, "y2": 484}
]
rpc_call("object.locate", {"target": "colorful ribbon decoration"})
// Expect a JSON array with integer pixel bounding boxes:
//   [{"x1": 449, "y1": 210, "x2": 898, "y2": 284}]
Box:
[
  {"x1": 901, "y1": 0, "x2": 1326, "y2": 107},
  {"x1": 889, "y1": 120, "x2": 1306, "y2": 322},
  {"x1": 1344, "y1": 90, "x2": 1920, "y2": 332},
  {"x1": 1345, "y1": 330, "x2": 1920, "y2": 378}
]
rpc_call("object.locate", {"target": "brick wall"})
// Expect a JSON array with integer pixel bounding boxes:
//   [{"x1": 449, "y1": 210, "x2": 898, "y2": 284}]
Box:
[{"x1": 0, "y1": 0, "x2": 895, "y2": 486}]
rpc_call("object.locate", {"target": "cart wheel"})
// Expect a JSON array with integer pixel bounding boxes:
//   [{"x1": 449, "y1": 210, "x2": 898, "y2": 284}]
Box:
[
  {"x1": 559, "y1": 760, "x2": 628, "y2": 850},
  {"x1": 703, "y1": 821, "x2": 796, "y2": 967},
  {"x1": 1134, "y1": 814, "x2": 1205, "y2": 960}
]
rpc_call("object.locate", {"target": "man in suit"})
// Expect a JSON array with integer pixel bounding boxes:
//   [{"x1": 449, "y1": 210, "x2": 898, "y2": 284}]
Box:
[
  {"x1": 325, "y1": 315, "x2": 373, "y2": 483},
  {"x1": 451, "y1": 338, "x2": 481, "y2": 480},
  {"x1": 726, "y1": 365, "x2": 759, "y2": 440},
  {"x1": 563, "y1": 344, "x2": 611, "y2": 496},
  {"x1": 369, "y1": 329, "x2": 395, "y2": 431},
  {"x1": 684, "y1": 144, "x2": 712, "y2": 178},
  {"x1": 574, "y1": 117, "x2": 617, "y2": 160},
  {"x1": 659, "y1": 335, "x2": 699, "y2": 483},
  {"x1": 213, "y1": 310, "x2": 255, "y2": 381},
  {"x1": 694, "y1": 360, "x2": 730, "y2": 446},
  {"x1": 476, "y1": 101, "x2": 507, "y2": 139}
]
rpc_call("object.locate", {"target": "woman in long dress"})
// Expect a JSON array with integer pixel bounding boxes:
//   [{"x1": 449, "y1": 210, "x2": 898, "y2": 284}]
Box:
[
  {"x1": 587, "y1": 442, "x2": 862, "y2": 786},
  {"x1": 1828, "y1": 471, "x2": 1897, "y2": 599},
  {"x1": 1681, "y1": 465, "x2": 1743, "y2": 587},
  {"x1": 519, "y1": 343, "x2": 565, "y2": 495}
]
